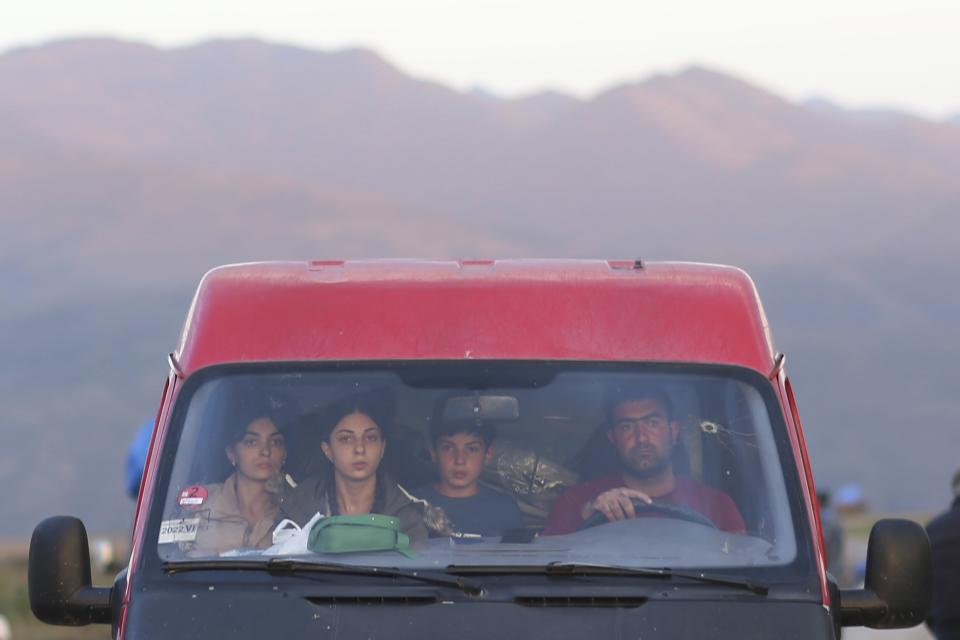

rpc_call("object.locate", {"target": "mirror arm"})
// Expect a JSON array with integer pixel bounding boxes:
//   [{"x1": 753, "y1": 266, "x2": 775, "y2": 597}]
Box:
[
  {"x1": 71, "y1": 586, "x2": 113, "y2": 624},
  {"x1": 839, "y1": 588, "x2": 887, "y2": 627}
]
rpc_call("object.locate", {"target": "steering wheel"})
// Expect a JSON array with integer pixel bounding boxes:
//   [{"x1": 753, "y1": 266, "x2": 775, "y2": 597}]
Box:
[{"x1": 577, "y1": 498, "x2": 718, "y2": 531}]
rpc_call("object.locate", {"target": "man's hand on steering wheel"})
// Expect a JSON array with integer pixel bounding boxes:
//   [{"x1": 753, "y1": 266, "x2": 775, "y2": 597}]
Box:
[{"x1": 580, "y1": 487, "x2": 653, "y2": 523}]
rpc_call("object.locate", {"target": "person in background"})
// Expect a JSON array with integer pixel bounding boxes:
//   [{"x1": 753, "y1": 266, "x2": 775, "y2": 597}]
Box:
[
  {"x1": 926, "y1": 468, "x2": 960, "y2": 640},
  {"x1": 125, "y1": 418, "x2": 154, "y2": 500}
]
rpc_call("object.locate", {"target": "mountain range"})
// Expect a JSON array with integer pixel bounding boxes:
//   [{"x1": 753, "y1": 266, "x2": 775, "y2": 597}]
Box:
[{"x1": 1, "y1": 37, "x2": 958, "y2": 536}]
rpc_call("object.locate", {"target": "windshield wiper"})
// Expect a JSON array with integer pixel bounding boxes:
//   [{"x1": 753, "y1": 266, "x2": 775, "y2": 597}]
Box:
[
  {"x1": 163, "y1": 559, "x2": 483, "y2": 595},
  {"x1": 446, "y1": 562, "x2": 768, "y2": 596}
]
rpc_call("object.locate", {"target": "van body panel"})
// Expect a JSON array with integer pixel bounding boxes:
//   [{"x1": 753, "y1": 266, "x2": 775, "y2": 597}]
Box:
[
  {"x1": 129, "y1": 260, "x2": 819, "y2": 640},
  {"x1": 175, "y1": 261, "x2": 776, "y2": 375},
  {"x1": 123, "y1": 586, "x2": 835, "y2": 640}
]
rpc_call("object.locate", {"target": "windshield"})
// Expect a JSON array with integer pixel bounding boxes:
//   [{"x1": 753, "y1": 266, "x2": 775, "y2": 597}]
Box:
[{"x1": 151, "y1": 362, "x2": 808, "y2": 577}]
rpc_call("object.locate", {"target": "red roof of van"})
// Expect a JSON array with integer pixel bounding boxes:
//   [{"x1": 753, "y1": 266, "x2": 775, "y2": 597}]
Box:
[{"x1": 174, "y1": 260, "x2": 776, "y2": 376}]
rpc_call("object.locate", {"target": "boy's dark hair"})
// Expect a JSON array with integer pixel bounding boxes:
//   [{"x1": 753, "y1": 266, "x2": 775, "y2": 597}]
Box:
[
  {"x1": 428, "y1": 393, "x2": 500, "y2": 447},
  {"x1": 604, "y1": 383, "x2": 675, "y2": 428},
  {"x1": 429, "y1": 419, "x2": 497, "y2": 448}
]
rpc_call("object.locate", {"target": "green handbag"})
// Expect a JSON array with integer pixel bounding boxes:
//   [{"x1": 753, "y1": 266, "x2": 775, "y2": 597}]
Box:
[{"x1": 307, "y1": 514, "x2": 414, "y2": 558}]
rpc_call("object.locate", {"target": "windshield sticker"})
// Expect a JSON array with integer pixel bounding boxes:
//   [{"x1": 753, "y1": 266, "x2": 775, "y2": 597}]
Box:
[
  {"x1": 178, "y1": 485, "x2": 208, "y2": 508},
  {"x1": 159, "y1": 518, "x2": 200, "y2": 544}
]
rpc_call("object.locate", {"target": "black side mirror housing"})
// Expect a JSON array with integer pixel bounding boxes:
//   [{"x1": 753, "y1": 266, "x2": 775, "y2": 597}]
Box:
[
  {"x1": 840, "y1": 518, "x2": 931, "y2": 628},
  {"x1": 29, "y1": 516, "x2": 112, "y2": 625}
]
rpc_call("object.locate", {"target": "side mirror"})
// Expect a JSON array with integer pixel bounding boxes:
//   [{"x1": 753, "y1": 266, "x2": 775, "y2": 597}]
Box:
[
  {"x1": 29, "y1": 516, "x2": 112, "y2": 625},
  {"x1": 840, "y1": 518, "x2": 931, "y2": 628}
]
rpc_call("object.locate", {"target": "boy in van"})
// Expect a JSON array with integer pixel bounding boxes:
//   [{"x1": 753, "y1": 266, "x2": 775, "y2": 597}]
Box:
[{"x1": 416, "y1": 418, "x2": 524, "y2": 538}]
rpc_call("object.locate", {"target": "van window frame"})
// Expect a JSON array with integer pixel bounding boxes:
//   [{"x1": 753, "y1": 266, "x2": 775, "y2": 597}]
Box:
[{"x1": 139, "y1": 359, "x2": 818, "y2": 590}]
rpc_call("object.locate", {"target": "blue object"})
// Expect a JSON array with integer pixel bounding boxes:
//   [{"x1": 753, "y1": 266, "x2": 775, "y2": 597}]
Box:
[
  {"x1": 125, "y1": 418, "x2": 154, "y2": 500},
  {"x1": 834, "y1": 483, "x2": 865, "y2": 509}
]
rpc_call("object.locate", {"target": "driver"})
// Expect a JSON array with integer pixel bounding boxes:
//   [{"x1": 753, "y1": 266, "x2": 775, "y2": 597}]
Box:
[{"x1": 541, "y1": 385, "x2": 745, "y2": 535}]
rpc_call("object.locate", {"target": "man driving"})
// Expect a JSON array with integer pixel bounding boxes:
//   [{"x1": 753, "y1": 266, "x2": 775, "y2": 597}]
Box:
[{"x1": 542, "y1": 385, "x2": 746, "y2": 535}]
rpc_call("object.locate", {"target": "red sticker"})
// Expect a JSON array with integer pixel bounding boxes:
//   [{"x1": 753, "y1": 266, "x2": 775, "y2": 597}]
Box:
[{"x1": 178, "y1": 485, "x2": 208, "y2": 509}]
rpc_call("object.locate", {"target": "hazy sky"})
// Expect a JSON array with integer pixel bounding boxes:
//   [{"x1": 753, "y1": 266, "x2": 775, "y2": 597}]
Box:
[{"x1": 4, "y1": 0, "x2": 958, "y2": 118}]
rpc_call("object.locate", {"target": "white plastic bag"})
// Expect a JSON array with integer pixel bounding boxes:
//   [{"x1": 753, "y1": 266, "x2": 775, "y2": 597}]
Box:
[{"x1": 263, "y1": 512, "x2": 324, "y2": 556}]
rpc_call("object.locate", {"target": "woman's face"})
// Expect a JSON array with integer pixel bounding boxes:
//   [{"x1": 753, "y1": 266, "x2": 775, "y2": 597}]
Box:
[
  {"x1": 321, "y1": 410, "x2": 385, "y2": 482},
  {"x1": 226, "y1": 417, "x2": 286, "y2": 482}
]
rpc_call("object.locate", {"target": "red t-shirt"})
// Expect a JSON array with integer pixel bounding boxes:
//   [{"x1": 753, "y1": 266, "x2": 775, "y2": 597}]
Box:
[{"x1": 541, "y1": 473, "x2": 746, "y2": 535}]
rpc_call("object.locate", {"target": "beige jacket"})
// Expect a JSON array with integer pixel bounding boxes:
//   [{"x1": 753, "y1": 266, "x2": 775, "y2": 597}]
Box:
[{"x1": 183, "y1": 474, "x2": 279, "y2": 555}]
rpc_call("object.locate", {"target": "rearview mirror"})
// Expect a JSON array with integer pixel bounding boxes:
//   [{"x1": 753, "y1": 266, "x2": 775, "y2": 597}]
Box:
[{"x1": 441, "y1": 394, "x2": 519, "y2": 422}]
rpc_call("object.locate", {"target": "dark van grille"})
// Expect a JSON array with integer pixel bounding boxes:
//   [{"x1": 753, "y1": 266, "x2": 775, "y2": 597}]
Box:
[
  {"x1": 307, "y1": 595, "x2": 438, "y2": 606},
  {"x1": 514, "y1": 596, "x2": 647, "y2": 608}
]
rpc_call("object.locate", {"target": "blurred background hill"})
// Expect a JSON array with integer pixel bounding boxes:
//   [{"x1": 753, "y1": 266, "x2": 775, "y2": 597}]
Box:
[{"x1": 1, "y1": 37, "x2": 959, "y2": 536}]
